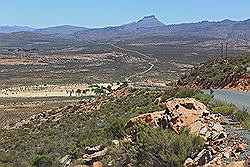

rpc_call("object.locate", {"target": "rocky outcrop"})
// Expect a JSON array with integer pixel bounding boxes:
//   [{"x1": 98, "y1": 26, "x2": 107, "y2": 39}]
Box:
[
  {"x1": 125, "y1": 98, "x2": 247, "y2": 166},
  {"x1": 178, "y1": 72, "x2": 249, "y2": 92},
  {"x1": 60, "y1": 145, "x2": 107, "y2": 167},
  {"x1": 83, "y1": 145, "x2": 108, "y2": 165},
  {"x1": 177, "y1": 55, "x2": 250, "y2": 92},
  {"x1": 163, "y1": 98, "x2": 208, "y2": 134},
  {"x1": 224, "y1": 73, "x2": 250, "y2": 92},
  {"x1": 3, "y1": 95, "x2": 111, "y2": 130},
  {"x1": 125, "y1": 111, "x2": 165, "y2": 129},
  {"x1": 126, "y1": 98, "x2": 209, "y2": 135}
]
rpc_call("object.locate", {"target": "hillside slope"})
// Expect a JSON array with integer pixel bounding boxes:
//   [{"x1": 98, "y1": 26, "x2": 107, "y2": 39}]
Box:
[
  {"x1": 177, "y1": 55, "x2": 250, "y2": 92},
  {"x1": 0, "y1": 87, "x2": 248, "y2": 167}
]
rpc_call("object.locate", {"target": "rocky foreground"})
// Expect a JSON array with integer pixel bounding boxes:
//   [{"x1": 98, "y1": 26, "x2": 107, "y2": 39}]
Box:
[
  {"x1": 124, "y1": 98, "x2": 248, "y2": 167},
  {"x1": 0, "y1": 88, "x2": 249, "y2": 167}
]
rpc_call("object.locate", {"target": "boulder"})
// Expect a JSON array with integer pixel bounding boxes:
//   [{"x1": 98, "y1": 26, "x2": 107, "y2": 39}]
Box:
[
  {"x1": 223, "y1": 152, "x2": 230, "y2": 159},
  {"x1": 59, "y1": 155, "x2": 71, "y2": 165},
  {"x1": 183, "y1": 158, "x2": 194, "y2": 166},
  {"x1": 225, "y1": 161, "x2": 245, "y2": 167},
  {"x1": 207, "y1": 146, "x2": 217, "y2": 155},
  {"x1": 92, "y1": 161, "x2": 103, "y2": 167},
  {"x1": 125, "y1": 98, "x2": 210, "y2": 135},
  {"x1": 164, "y1": 98, "x2": 208, "y2": 133},
  {"x1": 199, "y1": 126, "x2": 208, "y2": 135},
  {"x1": 210, "y1": 131, "x2": 226, "y2": 141},
  {"x1": 212, "y1": 123, "x2": 223, "y2": 132},
  {"x1": 125, "y1": 111, "x2": 165, "y2": 129},
  {"x1": 188, "y1": 121, "x2": 204, "y2": 135},
  {"x1": 83, "y1": 147, "x2": 108, "y2": 160},
  {"x1": 112, "y1": 140, "x2": 119, "y2": 146},
  {"x1": 85, "y1": 145, "x2": 102, "y2": 154},
  {"x1": 194, "y1": 149, "x2": 213, "y2": 166},
  {"x1": 234, "y1": 143, "x2": 246, "y2": 153}
]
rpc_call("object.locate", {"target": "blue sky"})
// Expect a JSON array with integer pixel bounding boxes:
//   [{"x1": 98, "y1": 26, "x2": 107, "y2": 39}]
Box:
[{"x1": 0, "y1": 0, "x2": 249, "y2": 28}]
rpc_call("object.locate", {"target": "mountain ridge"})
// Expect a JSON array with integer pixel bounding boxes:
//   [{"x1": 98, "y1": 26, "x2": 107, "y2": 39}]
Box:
[
  {"x1": 34, "y1": 25, "x2": 89, "y2": 36},
  {"x1": 0, "y1": 25, "x2": 35, "y2": 33},
  {"x1": 0, "y1": 16, "x2": 250, "y2": 41}
]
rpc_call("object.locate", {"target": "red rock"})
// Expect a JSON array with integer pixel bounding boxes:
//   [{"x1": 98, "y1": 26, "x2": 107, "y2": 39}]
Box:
[
  {"x1": 224, "y1": 161, "x2": 245, "y2": 167},
  {"x1": 235, "y1": 143, "x2": 246, "y2": 153},
  {"x1": 92, "y1": 161, "x2": 103, "y2": 167},
  {"x1": 165, "y1": 98, "x2": 208, "y2": 133},
  {"x1": 125, "y1": 111, "x2": 165, "y2": 129}
]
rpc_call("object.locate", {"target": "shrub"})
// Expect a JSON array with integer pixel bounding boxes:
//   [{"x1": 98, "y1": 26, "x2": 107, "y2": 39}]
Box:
[
  {"x1": 65, "y1": 143, "x2": 77, "y2": 155},
  {"x1": 76, "y1": 129, "x2": 110, "y2": 148},
  {"x1": 210, "y1": 101, "x2": 236, "y2": 116},
  {"x1": 162, "y1": 88, "x2": 210, "y2": 104},
  {"x1": 125, "y1": 122, "x2": 204, "y2": 167},
  {"x1": 175, "y1": 88, "x2": 200, "y2": 98},
  {"x1": 235, "y1": 109, "x2": 250, "y2": 131},
  {"x1": 33, "y1": 155, "x2": 53, "y2": 167},
  {"x1": 105, "y1": 119, "x2": 127, "y2": 139},
  {"x1": 0, "y1": 152, "x2": 14, "y2": 164},
  {"x1": 192, "y1": 92, "x2": 211, "y2": 105}
]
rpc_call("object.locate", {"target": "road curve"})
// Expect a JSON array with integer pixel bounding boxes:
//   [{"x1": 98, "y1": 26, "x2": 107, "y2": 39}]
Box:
[
  {"x1": 111, "y1": 44, "x2": 157, "y2": 82},
  {"x1": 202, "y1": 89, "x2": 250, "y2": 111}
]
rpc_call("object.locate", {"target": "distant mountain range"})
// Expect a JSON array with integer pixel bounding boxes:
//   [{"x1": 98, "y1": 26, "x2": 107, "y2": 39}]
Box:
[
  {"x1": 0, "y1": 25, "x2": 35, "y2": 33},
  {"x1": 0, "y1": 15, "x2": 250, "y2": 42},
  {"x1": 34, "y1": 25, "x2": 89, "y2": 36}
]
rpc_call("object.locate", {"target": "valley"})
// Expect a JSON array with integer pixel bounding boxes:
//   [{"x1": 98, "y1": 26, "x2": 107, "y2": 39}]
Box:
[
  {"x1": 0, "y1": 37, "x2": 248, "y2": 129},
  {"x1": 0, "y1": 13, "x2": 249, "y2": 167}
]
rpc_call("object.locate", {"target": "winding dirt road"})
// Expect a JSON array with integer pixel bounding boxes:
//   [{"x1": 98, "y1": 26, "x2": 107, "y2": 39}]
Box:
[{"x1": 111, "y1": 44, "x2": 157, "y2": 82}]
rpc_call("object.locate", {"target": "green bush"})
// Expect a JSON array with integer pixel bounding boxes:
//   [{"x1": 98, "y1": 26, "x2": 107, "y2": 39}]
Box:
[
  {"x1": 235, "y1": 109, "x2": 250, "y2": 131},
  {"x1": 192, "y1": 92, "x2": 211, "y2": 105},
  {"x1": 210, "y1": 101, "x2": 236, "y2": 116},
  {"x1": 162, "y1": 88, "x2": 211, "y2": 105},
  {"x1": 33, "y1": 155, "x2": 53, "y2": 167},
  {"x1": 76, "y1": 129, "x2": 110, "y2": 148},
  {"x1": 175, "y1": 88, "x2": 201, "y2": 98},
  {"x1": 125, "y1": 122, "x2": 204, "y2": 167},
  {"x1": 105, "y1": 119, "x2": 127, "y2": 139}
]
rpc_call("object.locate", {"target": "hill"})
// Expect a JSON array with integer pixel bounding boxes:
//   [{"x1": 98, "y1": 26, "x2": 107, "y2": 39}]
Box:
[
  {"x1": 177, "y1": 54, "x2": 250, "y2": 92},
  {"x1": 0, "y1": 31, "x2": 76, "y2": 49},
  {"x1": 0, "y1": 87, "x2": 248, "y2": 166},
  {"x1": 34, "y1": 25, "x2": 89, "y2": 36},
  {"x1": 0, "y1": 25, "x2": 35, "y2": 33}
]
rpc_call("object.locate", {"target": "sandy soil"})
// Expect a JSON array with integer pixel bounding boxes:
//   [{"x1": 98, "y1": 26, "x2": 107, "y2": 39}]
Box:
[{"x1": 0, "y1": 83, "x2": 121, "y2": 98}]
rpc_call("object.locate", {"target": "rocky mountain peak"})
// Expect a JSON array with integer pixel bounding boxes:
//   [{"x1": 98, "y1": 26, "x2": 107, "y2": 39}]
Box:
[
  {"x1": 141, "y1": 15, "x2": 157, "y2": 20},
  {"x1": 136, "y1": 15, "x2": 165, "y2": 27}
]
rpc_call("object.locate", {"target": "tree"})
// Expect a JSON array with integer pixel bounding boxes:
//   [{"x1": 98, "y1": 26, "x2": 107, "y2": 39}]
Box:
[
  {"x1": 121, "y1": 82, "x2": 128, "y2": 88},
  {"x1": 82, "y1": 89, "x2": 87, "y2": 94},
  {"x1": 107, "y1": 85, "x2": 112, "y2": 92},
  {"x1": 76, "y1": 89, "x2": 81, "y2": 96}
]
